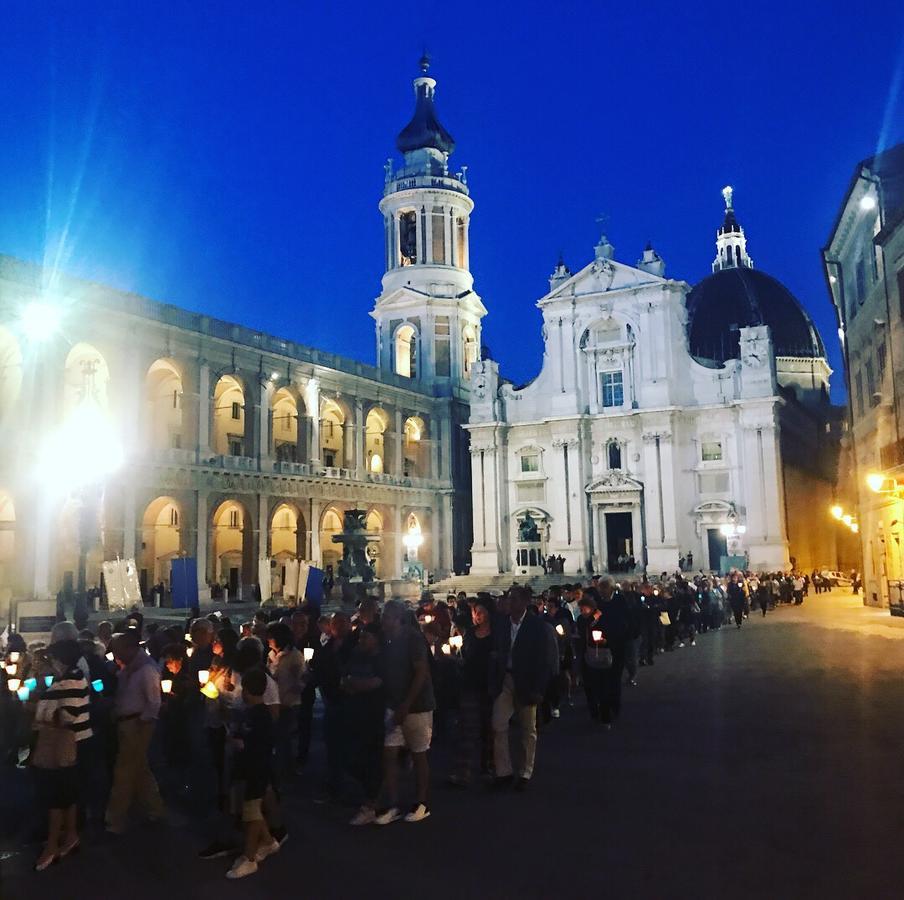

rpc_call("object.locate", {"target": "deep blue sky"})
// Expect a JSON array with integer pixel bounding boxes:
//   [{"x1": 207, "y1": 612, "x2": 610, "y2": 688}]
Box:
[{"x1": 1, "y1": 2, "x2": 903, "y2": 400}]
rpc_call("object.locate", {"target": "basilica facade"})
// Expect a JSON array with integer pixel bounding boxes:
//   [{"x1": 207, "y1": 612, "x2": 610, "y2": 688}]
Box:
[
  {"x1": 467, "y1": 192, "x2": 841, "y2": 577},
  {"x1": 0, "y1": 57, "x2": 480, "y2": 613}
]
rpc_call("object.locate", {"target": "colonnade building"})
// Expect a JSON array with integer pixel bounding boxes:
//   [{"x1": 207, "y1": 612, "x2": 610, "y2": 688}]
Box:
[{"x1": 0, "y1": 56, "x2": 482, "y2": 611}]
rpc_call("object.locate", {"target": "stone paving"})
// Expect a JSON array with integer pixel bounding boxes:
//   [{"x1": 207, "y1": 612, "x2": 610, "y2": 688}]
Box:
[{"x1": 3, "y1": 590, "x2": 904, "y2": 899}]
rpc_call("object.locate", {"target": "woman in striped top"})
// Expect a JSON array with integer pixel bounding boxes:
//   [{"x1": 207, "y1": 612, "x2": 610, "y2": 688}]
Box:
[{"x1": 32, "y1": 638, "x2": 91, "y2": 872}]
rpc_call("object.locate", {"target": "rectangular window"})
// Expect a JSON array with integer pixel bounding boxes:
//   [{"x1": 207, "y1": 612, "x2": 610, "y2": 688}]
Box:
[
  {"x1": 172, "y1": 390, "x2": 181, "y2": 409},
  {"x1": 855, "y1": 369, "x2": 865, "y2": 417},
  {"x1": 399, "y1": 210, "x2": 417, "y2": 265},
  {"x1": 520, "y1": 453, "x2": 540, "y2": 473},
  {"x1": 868, "y1": 244, "x2": 879, "y2": 284},
  {"x1": 435, "y1": 338, "x2": 451, "y2": 377},
  {"x1": 601, "y1": 371, "x2": 624, "y2": 408},
  {"x1": 231, "y1": 401, "x2": 241, "y2": 420},
  {"x1": 456, "y1": 217, "x2": 466, "y2": 268},
  {"x1": 323, "y1": 450, "x2": 336, "y2": 468},
  {"x1": 878, "y1": 340, "x2": 887, "y2": 384},
  {"x1": 229, "y1": 510, "x2": 239, "y2": 528},
  {"x1": 432, "y1": 207, "x2": 446, "y2": 264},
  {"x1": 701, "y1": 441, "x2": 723, "y2": 462},
  {"x1": 856, "y1": 254, "x2": 867, "y2": 304},
  {"x1": 229, "y1": 438, "x2": 243, "y2": 457},
  {"x1": 866, "y1": 359, "x2": 877, "y2": 405}
]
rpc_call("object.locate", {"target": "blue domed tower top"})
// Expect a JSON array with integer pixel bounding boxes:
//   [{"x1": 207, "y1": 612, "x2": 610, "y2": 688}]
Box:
[{"x1": 396, "y1": 53, "x2": 456, "y2": 157}]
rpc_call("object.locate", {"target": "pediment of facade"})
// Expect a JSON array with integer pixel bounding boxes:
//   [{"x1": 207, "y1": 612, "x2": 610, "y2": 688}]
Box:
[
  {"x1": 585, "y1": 472, "x2": 643, "y2": 494},
  {"x1": 538, "y1": 258, "x2": 669, "y2": 308}
]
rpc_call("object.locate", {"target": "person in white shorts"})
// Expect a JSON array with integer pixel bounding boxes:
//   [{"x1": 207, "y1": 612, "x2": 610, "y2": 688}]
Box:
[{"x1": 373, "y1": 600, "x2": 435, "y2": 825}]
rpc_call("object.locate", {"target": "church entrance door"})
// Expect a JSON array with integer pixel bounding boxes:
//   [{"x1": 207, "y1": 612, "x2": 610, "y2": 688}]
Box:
[
  {"x1": 605, "y1": 512, "x2": 633, "y2": 572},
  {"x1": 707, "y1": 528, "x2": 728, "y2": 573}
]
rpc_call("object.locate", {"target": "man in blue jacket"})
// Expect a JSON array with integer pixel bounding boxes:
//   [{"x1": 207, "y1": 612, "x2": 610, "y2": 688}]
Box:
[{"x1": 490, "y1": 586, "x2": 552, "y2": 791}]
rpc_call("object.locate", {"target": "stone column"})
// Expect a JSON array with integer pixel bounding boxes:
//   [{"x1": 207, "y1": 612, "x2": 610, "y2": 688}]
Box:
[
  {"x1": 393, "y1": 408, "x2": 404, "y2": 476},
  {"x1": 354, "y1": 398, "x2": 365, "y2": 478},
  {"x1": 259, "y1": 382, "x2": 272, "y2": 468},
  {"x1": 296, "y1": 410, "x2": 310, "y2": 464},
  {"x1": 123, "y1": 485, "x2": 137, "y2": 561},
  {"x1": 196, "y1": 492, "x2": 209, "y2": 589},
  {"x1": 441, "y1": 492, "x2": 454, "y2": 577},
  {"x1": 392, "y1": 504, "x2": 404, "y2": 580},
  {"x1": 258, "y1": 494, "x2": 270, "y2": 560},
  {"x1": 197, "y1": 362, "x2": 212, "y2": 458},
  {"x1": 310, "y1": 498, "x2": 322, "y2": 566}
]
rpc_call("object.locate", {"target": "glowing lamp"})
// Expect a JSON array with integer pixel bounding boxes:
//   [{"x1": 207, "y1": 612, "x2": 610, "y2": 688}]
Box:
[
  {"x1": 842, "y1": 514, "x2": 853, "y2": 527},
  {"x1": 20, "y1": 300, "x2": 63, "y2": 343},
  {"x1": 591, "y1": 629, "x2": 603, "y2": 643},
  {"x1": 201, "y1": 681, "x2": 219, "y2": 699},
  {"x1": 161, "y1": 679, "x2": 173, "y2": 695},
  {"x1": 303, "y1": 647, "x2": 315, "y2": 662},
  {"x1": 17, "y1": 686, "x2": 30, "y2": 702},
  {"x1": 91, "y1": 679, "x2": 104, "y2": 693},
  {"x1": 859, "y1": 194, "x2": 877, "y2": 211},
  {"x1": 9, "y1": 652, "x2": 20, "y2": 664},
  {"x1": 555, "y1": 624, "x2": 565, "y2": 636},
  {"x1": 184, "y1": 633, "x2": 192, "y2": 643},
  {"x1": 441, "y1": 643, "x2": 451, "y2": 655},
  {"x1": 830, "y1": 506, "x2": 843, "y2": 520},
  {"x1": 851, "y1": 523, "x2": 860, "y2": 534},
  {"x1": 450, "y1": 635, "x2": 464, "y2": 649},
  {"x1": 186, "y1": 647, "x2": 194, "y2": 658},
  {"x1": 106, "y1": 652, "x2": 114, "y2": 662},
  {"x1": 423, "y1": 615, "x2": 433, "y2": 624},
  {"x1": 44, "y1": 675, "x2": 53, "y2": 688},
  {"x1": 198, "y1": 669, "x2": 210, "y2": 685},
  {"x1": 24, "y1": 678, "x2": 37, "y2": 691},
  {"x1": 7, "y1": 678, "x2": 21, "y2": 692}
]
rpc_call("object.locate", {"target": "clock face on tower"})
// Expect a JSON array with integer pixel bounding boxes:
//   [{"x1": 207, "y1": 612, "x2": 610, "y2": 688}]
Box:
[{"x1": 741, "y1": 338, "x2": 765, "y2": 368}]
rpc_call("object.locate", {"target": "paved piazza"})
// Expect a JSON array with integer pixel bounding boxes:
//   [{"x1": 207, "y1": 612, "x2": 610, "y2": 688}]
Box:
[{"x1": 3, "y1": 590, "x2": 903, "y2": 899}]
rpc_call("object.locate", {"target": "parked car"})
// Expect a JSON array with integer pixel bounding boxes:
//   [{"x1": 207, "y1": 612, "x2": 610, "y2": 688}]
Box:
[{"x1": 820, "y1": 570, "x2": 853, "y2": 588}]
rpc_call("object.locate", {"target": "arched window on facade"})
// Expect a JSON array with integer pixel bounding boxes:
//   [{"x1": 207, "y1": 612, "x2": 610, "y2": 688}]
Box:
[
  {"x1": 395, "y1": 325, "x2": 417, "y2": 378},
  {"x1": 365, "y1": 407, "x2": 389, "y2": 474},
  {"x1": 462, "y1": 324, "x2": 478, "y2": 379}
]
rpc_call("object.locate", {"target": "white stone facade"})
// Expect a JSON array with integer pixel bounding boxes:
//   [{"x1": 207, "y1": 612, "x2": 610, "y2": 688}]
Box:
[{"x1": 467, "y1": 233, "x2": 830, "y2": 577}]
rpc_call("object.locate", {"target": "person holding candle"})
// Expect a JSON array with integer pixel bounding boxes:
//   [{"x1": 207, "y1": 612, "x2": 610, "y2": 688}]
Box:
[
  {"x1": 266, "y1": 622, "x2": 305, "y2": 776},
  {"x1": 32, "y1": 637, "x2": 92, "y2": 871},
  {"x1": 577, "y1": 590, "x2": 612, "y2": 725},
  {"x1": 543, "y1": 594, "x2": 574, "y2": 719},
  {"x1": 489, "y1": 586, "x2": 552, "y2": 792},
  {"x1": 289, "y1": 610, "x2": 316, "y2": 771},
  {"x1": 105, "y1": 630, "x2": 165, "y2": 834},
  {"x1": 448, "y1": 594, "x2": 495, "y2": 787}
]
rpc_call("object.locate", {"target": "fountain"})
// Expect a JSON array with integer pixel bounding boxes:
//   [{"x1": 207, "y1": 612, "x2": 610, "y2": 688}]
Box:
[{"x1": 331, "y1": 509, "x2": 381, "y2": 603}]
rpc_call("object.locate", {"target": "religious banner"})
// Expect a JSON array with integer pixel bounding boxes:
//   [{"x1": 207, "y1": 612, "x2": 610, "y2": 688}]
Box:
[
  {"x1": 171, "y1": 558, "x2": 199, "y2": 610},
  {"x1": 103, "y1": 558, "x2": 143, "y2": 610},
  {"x1": 258, "y1": 558, "x2": 273, "y2": 604}
]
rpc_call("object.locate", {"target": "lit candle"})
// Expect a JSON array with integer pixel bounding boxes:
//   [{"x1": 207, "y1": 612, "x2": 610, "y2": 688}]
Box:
[
  {"x1": 555, "y1": 624, "x2": 565, "y2": 636},
  {"x1": 106, "y1": 652, "x2": 114, "y2": 662},
  {"x1": 17, "y1": 686, "x2": 29, "y2": 702},
  {"x1": 449, "y1": 634, "x2": 463, "y2": 650},
  {"x1": 201, "y1": 681, "x2": 220, "y2": 699},
  {"x1": 44, "y1": 675, "x2": 53, "y2": 688},
  {"x1": 424, "y1": 615, "x2": 433, "y2": 624},
  {"x1": 186, "y1": 647, "x2": 194, "y2": 658},
  {"x1": 198, "y1": 669, "x2": 210, "y2": 685},
  {"x1": 441, "y1": 643, "x2": 451, "y2": 655},
  {"x1": 161, "y1": 679, "x2": 173, "y2": 695},
  {"x1": 184, "y1": 633, "x2": 192, "y2": 643},
  {"x1": 9, "y1": 652, "x2": 20, "y2": 664},
  {"x1": 8, "y1": 678, "x2": 21, "y2": 692},
  {"x1": 591, "y1": 629, "x2": 603, "y2": 643},
  {"x1": 303, "y1": 647, "x2": 315, "y2": 662}
]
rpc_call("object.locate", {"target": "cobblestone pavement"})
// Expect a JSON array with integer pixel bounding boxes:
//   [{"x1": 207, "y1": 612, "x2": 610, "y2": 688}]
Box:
[{"x1": 3, "y1": 590, "x2": 904, "y2": 900}]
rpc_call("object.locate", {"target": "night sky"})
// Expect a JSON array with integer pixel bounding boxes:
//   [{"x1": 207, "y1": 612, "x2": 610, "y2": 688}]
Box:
[{"x1": 1, "y1": 2, "x2": 902, "y2": 401}]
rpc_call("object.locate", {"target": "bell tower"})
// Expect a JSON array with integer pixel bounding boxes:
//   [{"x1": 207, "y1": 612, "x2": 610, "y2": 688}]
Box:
[
  {"x1": 372, "y1": 55, "x2": 486, "y2": 391},
  {"x1": 713, "y1": 185, "x2": 754, "y2": 272}
]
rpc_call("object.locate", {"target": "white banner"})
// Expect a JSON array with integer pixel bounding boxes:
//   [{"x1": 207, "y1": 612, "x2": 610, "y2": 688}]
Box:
[{"x1": 258, "y1": 558, "x2": 272, "y2": 603}]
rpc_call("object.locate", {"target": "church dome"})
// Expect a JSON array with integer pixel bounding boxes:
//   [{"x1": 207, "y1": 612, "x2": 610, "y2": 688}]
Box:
[{"x1": 686, "y1": 267, "x2": 826, "y2": 365}]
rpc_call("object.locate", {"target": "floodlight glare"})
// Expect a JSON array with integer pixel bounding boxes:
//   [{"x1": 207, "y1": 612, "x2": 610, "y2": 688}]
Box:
[
  {"x1": 859, "y1": 195, "x2": 877, "y2": 211},
  {"x1": 20, "y1": 301, "x2": 62, "y2": 343}
]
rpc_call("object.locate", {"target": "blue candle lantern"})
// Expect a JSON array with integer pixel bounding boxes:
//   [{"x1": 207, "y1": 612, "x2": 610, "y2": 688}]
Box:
[
  {"x1": 91, "y1": 679, "x2": 104, "y2": 693},
  {"x1": 24, "y1": 677, "x2": 37, "y2": 691},
  {"x1": 16, "y1": 686, "x2": 29, "y2": 702},
  {"x1": 44, "y1": 675, "x2": 53, "y2": 688}
]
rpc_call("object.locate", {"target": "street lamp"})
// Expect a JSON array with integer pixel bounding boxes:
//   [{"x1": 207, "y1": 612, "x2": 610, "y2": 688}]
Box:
[{"x1": 830, "y1": 505, "x2": 844, "y2": 520}]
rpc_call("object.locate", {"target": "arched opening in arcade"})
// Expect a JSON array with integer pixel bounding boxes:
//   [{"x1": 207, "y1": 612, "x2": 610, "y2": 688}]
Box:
[
  {"x1": 63, "y1": 343, "x2": 111, "y2": 417},
  {"x1": 271, "y1": 388, "x2": 299, "y2": 462},
  {"x1": 0, "y1": 326, "x2": 23, "y2": 426},
  {"x1": 213, "y1": 375, "x2": 246, "y2": 457},
  {"x1": 365, "y1": 508, "x2": 384, "y2": 578},
  {"x1": 269, "y1": 502, "x2": 306, "y2": 596},
  {"x1": 320, "y1": 398, "x2": 346, "y2": 469},
  {"x1": 211, "y1": 499, "x2": 249, "y2": 599},
  {"x1": 394, "y1": 324, "x2": 417, "y2": 378},
  {"x1": 403, "y1": 415, "x2": 427, "y2": 477},
  {"x1": 145, "y1": 359, "x2": 184, "y2": 451},
  {"x1": 140, "y1": 496, "x2": 182, "y2": 592},
  {"x1": 365, "y1": 407, "x2": 390, "y2": 474},
  {"x1": 320, "y1": 506, "x2": 343, "y2": 572},
  {"x1": 0, "y1": 491, "x2": 15, "y2": 612}
]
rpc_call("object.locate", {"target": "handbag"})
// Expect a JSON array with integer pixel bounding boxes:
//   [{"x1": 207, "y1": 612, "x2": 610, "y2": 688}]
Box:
[
  {"x1": 32, "y1": 724, "x2": 77, "y2": 769},
  {"x1": 584, "y1": 645, "x2": 613, "y2": 670}
]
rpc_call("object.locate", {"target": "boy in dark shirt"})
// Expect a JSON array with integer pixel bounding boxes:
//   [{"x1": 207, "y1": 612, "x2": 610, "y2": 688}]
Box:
[{"x1": 226, "y1": 667, "x2": 279, "y2": 880}]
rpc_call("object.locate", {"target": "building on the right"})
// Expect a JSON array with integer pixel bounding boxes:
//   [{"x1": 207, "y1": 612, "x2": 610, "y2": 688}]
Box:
[{"x1": 824, "y1": 142, "x2": 904, "y2": 609}]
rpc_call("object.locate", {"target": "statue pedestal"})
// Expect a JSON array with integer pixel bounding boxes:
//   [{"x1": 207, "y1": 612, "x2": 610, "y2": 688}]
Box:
[{"x1": 515, "y1": 541, "x2": 546, "y2": 577}]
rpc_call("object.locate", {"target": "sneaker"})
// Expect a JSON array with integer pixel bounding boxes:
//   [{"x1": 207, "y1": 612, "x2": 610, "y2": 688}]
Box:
[
  {"x1": 374, "y1": 807, "x2": 402, "y2": 826},
  {"x1": 254, "y1": 839, "x2": 280, "y2": 863},
  {"x1": 678, "y1": 641, "x2": 685, "y2": 648},
  {"x1": 198, "y1": 841, "x2": 237, "y2": 860},
  {"x1": 404, "y1": 803, "x2": 431, "y2": 823},
  {"x1": 226, "y1": 856, "x2": 258, "y2": 880},
  {"x1": 629, "y1": 678, "x2": 638, "y2": 686},
  {"x1": 551, "y1": 708, "x2": 561, "y2": 719},
  {"x1": 349, "y1": 806, "x2": 376, "y2": 826}
]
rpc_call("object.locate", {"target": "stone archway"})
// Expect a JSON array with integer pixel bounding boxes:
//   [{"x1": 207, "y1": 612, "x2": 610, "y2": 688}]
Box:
[{"x1": 140, "y1": 496, "x2": 183, "y2": 588}]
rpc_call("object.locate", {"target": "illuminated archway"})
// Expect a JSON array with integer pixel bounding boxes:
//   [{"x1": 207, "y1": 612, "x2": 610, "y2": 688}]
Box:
[
  {"x1": 365, "y1": 508, "x2": 384, "y2": 578},
  {"x1": 64, "y1": 343, "x2": 111, "y2": 417},
  {"x1": 320, "y1": 398, "x2": 346, "y2": 468},
  {"x1": 213, "y1": 375, "x2": 245, "y2": 456},
  {"x1": 146, "y1": 359, "x2": 184, "y2": 451},
  {"x1": 211, "y1": 499, "x2": 247, "y2": 595},
  {"x1": 319, "y1": 506, "x2": 343, "y2": 571},
  {"x1": 140, "y1": 496, "x2": 182, "y2": 586},
  {"x1": 403, "y1": 415, "x2": 428, "y2": 477},
  {"x1": 366, "y1": 407, "x2": 390, "y2": 474},
  {"x1": 272, "y1": 388, "x2": 299, "y2": 462}
]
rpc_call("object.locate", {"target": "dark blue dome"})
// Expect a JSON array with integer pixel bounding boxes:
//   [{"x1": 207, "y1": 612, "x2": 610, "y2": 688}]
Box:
[
  {"x1": 686, "y1": 268, "x2": 826, "y2": 364},
  {"x1": 396, "y1": 78, "x2": 455, "y2": 156}
]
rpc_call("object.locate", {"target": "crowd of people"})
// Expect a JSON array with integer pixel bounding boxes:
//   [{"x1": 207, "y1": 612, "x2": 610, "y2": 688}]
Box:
[{"x1": 0, "y1": 567, "x2": 827, "y2": 879}]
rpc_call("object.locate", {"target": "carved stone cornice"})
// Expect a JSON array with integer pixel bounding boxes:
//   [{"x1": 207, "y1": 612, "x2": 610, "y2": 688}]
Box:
[
  {"x1": 642, "y1": 431, "x2": 672, "y2": 444},
  {"x1": 551, "y1": 437, "x2": 579, "y2": 448}
]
